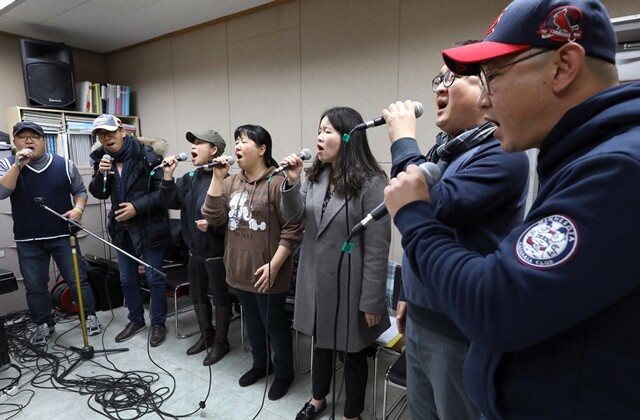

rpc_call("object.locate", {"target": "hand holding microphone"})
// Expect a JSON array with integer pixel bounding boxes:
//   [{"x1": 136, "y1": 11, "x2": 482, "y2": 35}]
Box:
[
  {"x1": 381, "y1": 100, "x2": 424, "y2": 142},
  {"x1": 275, "y1": 149, "x2": 312, "y2": 181},
  {"x1": 151, "y1": 152, "x2": 189, "y2": 172},
  {"x1": 351, "y1": 162, "x2": 441, "y2": 236},
  {"x1": 353, "y1": 100, "x2": 424, "y2": 132},
  {"x1": 100, "y1": 154, "x2": 112, "y2": 193},
  {"x1": 384, "y1": 163, "x2": 438, "y2": 219},
  {"x1": 16, "y1": 148, "x2": 33, "y2": 166},
  {"x1": 195, "y1": 155, "x2": 236, "y2": 170}
]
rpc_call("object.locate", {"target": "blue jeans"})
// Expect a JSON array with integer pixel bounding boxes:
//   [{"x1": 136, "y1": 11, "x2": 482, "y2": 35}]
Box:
[
  {"x1": 405, "y1": 315, "x2": 480, "y2": 420},
  {"x1": 17, "y1": 237, "x2": 96, "y2": 326},
  {"x1": 116, "y1": 234, "x2": 166, "y2": 326}
]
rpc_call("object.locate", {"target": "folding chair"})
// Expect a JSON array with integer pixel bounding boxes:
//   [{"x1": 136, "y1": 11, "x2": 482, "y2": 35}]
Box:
[
  {"x1": 368, "y1": 260, "x2": 403, "y2": 419},
  {"x1": 382, "y1": 351, "x2": 407, "y2": 420}
]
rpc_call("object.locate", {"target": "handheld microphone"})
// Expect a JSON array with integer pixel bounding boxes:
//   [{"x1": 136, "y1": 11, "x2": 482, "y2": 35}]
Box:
[
  {"x1": 351, "y1": 162, "x2": 441, "y2": 236},
  {"x1": 353, "y1": 101, "x2": 424, "y2": 131},
  {"x1": 101, "y1": 154, "x2": 112, "y2": 193},
  {"x1": 195, "y1": 155, "x2": 236, "y2": 170},
  {"x1": 17, "y1": 149, "x2": 33, "y2": 162},
  {"x1": 151, "y1": 152, "x2": 189, "y2": 171},
  {"x1": 272, "y1": 149, "x2": 313, "y2": 175}
]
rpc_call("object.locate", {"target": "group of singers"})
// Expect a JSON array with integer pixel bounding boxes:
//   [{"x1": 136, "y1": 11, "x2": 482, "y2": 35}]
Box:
[{"x1": 3, "y1": 0, "x2": 640, "y2": 418}]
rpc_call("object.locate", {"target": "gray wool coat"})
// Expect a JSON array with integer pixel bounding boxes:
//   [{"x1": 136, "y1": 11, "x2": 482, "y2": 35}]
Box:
[{"x1": 281, "y1": 170, "x2": 391, "y2": 352}]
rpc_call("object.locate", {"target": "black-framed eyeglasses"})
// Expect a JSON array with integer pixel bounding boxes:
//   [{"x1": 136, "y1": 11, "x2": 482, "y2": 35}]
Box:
[
  {"x1": 431, "y1": 71, "x2": 457, "y2": 92},
  {"x1": 15, "y1": 134, "x2": 43, "y2": 142},
  {"x1": 95, "y1": 129, "x2": 120, "y2": 140},
  {"x1": 479, "y1": 49, "x2": 552, "y2": 95}
]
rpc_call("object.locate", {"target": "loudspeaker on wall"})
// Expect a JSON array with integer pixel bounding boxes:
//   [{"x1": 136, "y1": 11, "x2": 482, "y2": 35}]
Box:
[{"x1": 20, "y1": 38, "x2": 75, "y2": 109}]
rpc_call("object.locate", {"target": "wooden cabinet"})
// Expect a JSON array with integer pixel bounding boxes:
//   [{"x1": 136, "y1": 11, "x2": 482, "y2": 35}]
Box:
[{"x1": 6, "y1": 106, "x2": 140, "y2": 167}]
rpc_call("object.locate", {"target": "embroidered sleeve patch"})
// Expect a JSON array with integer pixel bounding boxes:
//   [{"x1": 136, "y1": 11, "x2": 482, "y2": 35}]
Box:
[{"x1": 516, "y1": 215, "x2": 578, "y2": 269}]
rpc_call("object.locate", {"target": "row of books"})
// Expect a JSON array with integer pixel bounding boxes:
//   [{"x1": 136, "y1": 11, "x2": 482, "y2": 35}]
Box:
[{"x1": 76, "y1": 81, "x2": 132, "y2": 116}]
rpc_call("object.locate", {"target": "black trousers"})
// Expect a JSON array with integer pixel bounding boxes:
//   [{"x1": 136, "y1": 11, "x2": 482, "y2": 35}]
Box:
[
  {"x1": 187, "y1": 254, "x2": 230, "y2": 307},
  {"x1": 312, "y1": 346, "x2": 368, "y2": 418}
]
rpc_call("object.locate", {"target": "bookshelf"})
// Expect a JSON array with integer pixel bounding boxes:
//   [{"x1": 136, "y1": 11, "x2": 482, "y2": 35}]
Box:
[{"x1": 6, "y1": 106, "x2": 140, "y2": 167}]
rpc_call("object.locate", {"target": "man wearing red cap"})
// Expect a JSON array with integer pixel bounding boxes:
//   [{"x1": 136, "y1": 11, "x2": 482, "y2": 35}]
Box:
[{"x1": 383, "y1": 0, "x2": 640, "y2": 418}]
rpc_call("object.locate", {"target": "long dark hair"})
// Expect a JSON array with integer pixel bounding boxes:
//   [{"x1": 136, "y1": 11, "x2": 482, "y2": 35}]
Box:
[
  {"x1": 233, "y1": 124, "x2": 278, "y2": 168},
  {"x1": 306, "y1": 106, "x2": 386, "y2": 195}
]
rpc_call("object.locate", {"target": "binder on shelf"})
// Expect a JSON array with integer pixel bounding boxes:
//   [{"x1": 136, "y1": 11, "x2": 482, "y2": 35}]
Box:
[{"x1": 75, "y1": 81, "x2": 92, "y2": 113}]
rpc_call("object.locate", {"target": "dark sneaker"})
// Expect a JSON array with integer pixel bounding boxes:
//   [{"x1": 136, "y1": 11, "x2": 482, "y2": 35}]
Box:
[
  {"x1": 115, "y1": 322, "x2": 146, "y2": 342},
  {"x1": 238, "y1": 364, "x2": 274, "y2": 387},
  {"x1": 149, "y1": 324, "x2": 166, "y2": 347},
  {"x1": 31, "y1": 323, "x2": 55, "y2": 346},
  {"x1": 268, "y1": 375, "x2": 295, "y2": 400},
  {"x1": 86, "y1": 315, "x2": 102, "y2": 336},
  {"x1": 295, "y1": 399, "x2": 327, "y2": 420}
]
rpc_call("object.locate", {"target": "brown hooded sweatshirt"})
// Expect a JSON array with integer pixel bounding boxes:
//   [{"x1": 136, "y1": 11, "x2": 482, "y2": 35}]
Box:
[{"x1": 201, "y1": 167, "x2": 303, "y2": 294}]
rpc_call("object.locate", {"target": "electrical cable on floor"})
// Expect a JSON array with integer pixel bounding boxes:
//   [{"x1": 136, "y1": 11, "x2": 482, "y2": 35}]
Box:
[{"x1": 1, "y1": 305, "x2": 212, "y2": 419}]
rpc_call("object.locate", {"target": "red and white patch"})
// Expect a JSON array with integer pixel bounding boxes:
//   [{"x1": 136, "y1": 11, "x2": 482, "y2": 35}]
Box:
[{"x1": 536, "y1": 6, "x2": 584, "y2": 43}]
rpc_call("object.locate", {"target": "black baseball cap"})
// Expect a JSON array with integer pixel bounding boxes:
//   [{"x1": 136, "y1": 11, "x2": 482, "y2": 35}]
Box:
[{"x1": 13, "y1": 121, "x2": 45, "y2": 137}]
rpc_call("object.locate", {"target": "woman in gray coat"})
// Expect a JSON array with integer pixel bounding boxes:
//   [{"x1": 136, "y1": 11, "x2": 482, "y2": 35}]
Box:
[{"x1": 280, "y1": 107, "x2": 391, "y2": 420}]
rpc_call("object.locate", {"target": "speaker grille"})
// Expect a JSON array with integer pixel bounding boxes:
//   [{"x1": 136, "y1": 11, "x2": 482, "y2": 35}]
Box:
[{"x1": 25, "y1": 62, "x2": 75, "y2": 108}]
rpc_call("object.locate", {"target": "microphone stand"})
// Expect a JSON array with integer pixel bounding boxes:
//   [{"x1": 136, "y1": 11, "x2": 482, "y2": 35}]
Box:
[{"x1": 35, "y1": 199, "x2": 166, "y2": 379}]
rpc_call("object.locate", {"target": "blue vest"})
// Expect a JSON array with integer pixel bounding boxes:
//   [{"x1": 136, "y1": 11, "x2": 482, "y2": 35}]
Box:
[{"x1": 9, "y1": 154, "x2": 74, "y2": 241}]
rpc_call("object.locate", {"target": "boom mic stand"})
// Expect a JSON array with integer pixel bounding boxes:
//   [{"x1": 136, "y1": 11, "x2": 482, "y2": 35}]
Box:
[{"x1": 34, "y1": 197, "x2": 166, "y2": 379}]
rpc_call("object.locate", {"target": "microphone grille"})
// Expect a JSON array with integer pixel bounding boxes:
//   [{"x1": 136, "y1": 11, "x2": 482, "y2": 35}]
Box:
[
  {"x1": 226, "y1": 155, "x2": 236, "y2": 166},
  {"x1": 419, "y1": 161, "x2": 442, "y2": 187},
  {"x1": 413, "y1": 101, "x2": 424, "y2": 119},
  {"x1": 177, "y1": 152, "x2": 189, "y2": 161},
  {"x1": 300, "y1": 148, "x2": 312, "y2": 160},
  {"x1": 102, "y1": 154, "x2": 112, "y2": 160}
]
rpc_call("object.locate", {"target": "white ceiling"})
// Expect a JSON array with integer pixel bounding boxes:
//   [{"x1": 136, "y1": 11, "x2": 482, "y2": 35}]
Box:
[{"x1": 0, "y1": 0, "x2": 275, "y2": 53}]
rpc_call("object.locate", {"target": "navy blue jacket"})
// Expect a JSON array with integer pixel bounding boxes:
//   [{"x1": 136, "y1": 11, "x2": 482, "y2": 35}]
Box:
[
  {"x1": 391, "y1": 135, "x2": 529, "y2": 339},
  {"x1": 395, "y1": 83, "x2": 640, "y2": 419}
]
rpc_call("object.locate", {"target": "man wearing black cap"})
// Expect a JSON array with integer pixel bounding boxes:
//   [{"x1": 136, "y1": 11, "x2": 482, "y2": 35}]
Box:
[
  {"x1": 0, "y1": 121, "x2": 102, "y2": 346},
  {"x1": 383, "y1": 0, "x2": 640, "y2": 418}
]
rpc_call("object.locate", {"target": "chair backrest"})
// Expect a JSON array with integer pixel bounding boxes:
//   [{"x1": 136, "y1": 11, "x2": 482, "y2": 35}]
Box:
[{"x1": 164, "y1": 218, "x2": 188, "y2": 265}]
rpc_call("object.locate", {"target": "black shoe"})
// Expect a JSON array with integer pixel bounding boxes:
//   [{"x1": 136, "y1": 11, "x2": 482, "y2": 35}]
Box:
[
  {"x1": 296, "y1": 399, "x2": 327, "y2": 420},
  {"x1": 238, "y1": 364, "x2": 274, "y2": 387},
  {"x1": 203, "y1": 342, "x2": 230, "y2": 366},
  {"x1": 268, "y1": 375, "x2": 295, "y2": 401},
  {"x1": 115, "y1": 322, "x2": 145, "y2": 342},
  {"x1": 150, "y1": 324, "x2": 166, "y2": 347}
]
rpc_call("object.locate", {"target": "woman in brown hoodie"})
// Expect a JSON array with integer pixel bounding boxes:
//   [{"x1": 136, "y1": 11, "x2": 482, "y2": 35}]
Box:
[{"x1": 201, "y1": 124, "x2": 303, "y2": 401}]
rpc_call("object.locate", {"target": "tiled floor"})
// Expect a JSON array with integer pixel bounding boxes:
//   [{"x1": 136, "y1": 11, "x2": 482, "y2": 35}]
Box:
[{"x1": 0, "y1": 299, "x2": 409, "y2": 419}]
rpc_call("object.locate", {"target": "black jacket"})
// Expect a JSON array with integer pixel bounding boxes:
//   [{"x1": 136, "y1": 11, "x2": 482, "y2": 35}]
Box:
[{"x1": 89, "y1": 135, "x2": 169, "y2": 254}]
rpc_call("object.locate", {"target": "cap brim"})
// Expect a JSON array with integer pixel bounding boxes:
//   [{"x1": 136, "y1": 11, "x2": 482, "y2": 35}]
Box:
[
  {"x1": 442, "y1": 42, "x2": 531, "y2": 75},
  {"x1": 91, "y1": 125, "x2": 120, "y2": 135},
  {"x1": 186, "y1": 132, "x2": 197, "y2": 143}
]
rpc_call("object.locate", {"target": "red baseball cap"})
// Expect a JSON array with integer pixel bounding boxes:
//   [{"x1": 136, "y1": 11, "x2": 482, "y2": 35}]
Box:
[{"x1": 442, "y1": 0, "x2": 617, "y2": 75}]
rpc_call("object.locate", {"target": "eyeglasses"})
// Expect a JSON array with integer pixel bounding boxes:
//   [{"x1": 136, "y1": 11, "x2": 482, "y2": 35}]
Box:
[
  {"x1": 479, "y1": 49, "x2": 551, "y2": 95},
  {"x1": 95, "y1": 130, "x2": 120, "y2": 140},
  {"x1": 431, "y1": 71, "x2": 457, "y2": 92},
  {"x1": 15, "y1": 134, "x2": 43, "y2": 142}
]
